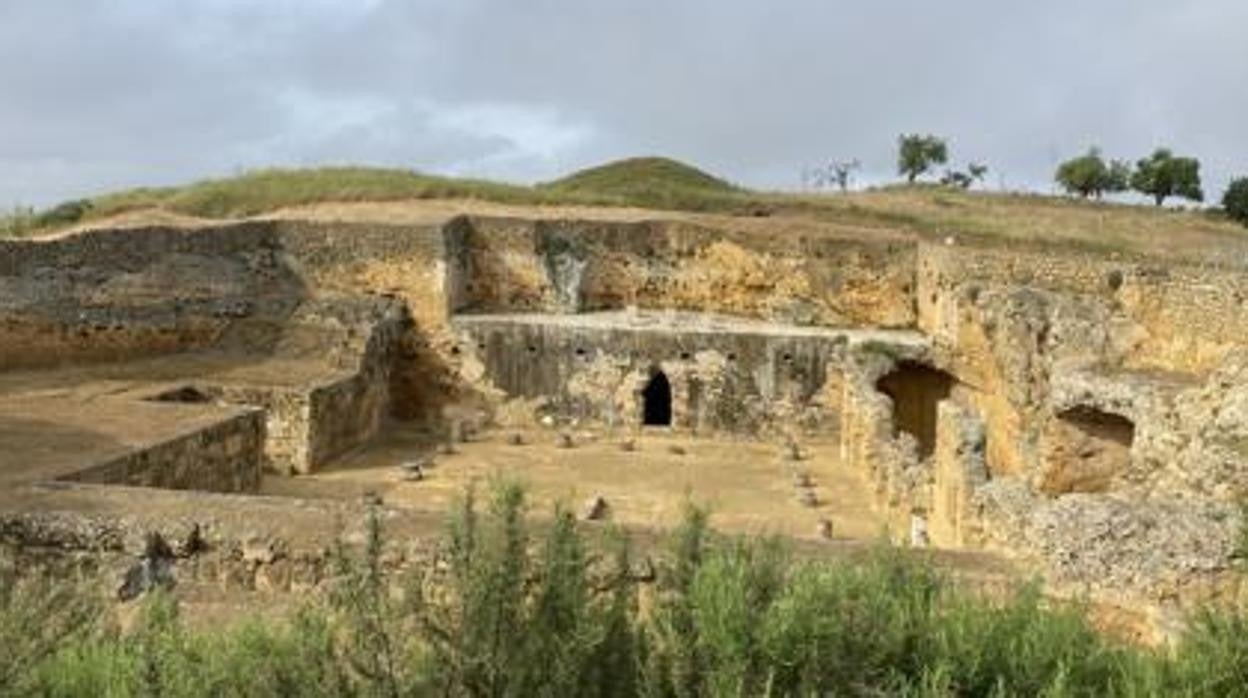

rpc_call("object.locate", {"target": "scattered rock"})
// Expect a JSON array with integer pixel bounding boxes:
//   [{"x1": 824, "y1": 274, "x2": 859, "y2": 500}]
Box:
[
  {"x1": 667, "y1": 444, "x2": 687, "y2": 456},
  {"x1": 400, "y1": 464, "x2": 424, "y2": 482},
  {"x1": 793, "y1": 471, "x2": 814, "y2": 488},
  {"x1": 797, "y1": 489, "x2": 819, "y2": 508},
  {"x1": 242, "y1": 537, "x2": 281, "y2": 564},
  {"x1": 399, "y1": 457, "x2": 430, "y2": 479},
  {"x1": 582, "y1": 495, "x2": 609, "y2": 521},
  {"x1": 620, "y1": 439, "x2": 637, "y2": 452},
  {"x1": 558, "y1": 432, "x2": 576, "y2": 449},
  {"x1": 118, "y1": 532, "x2": 176, "y2": 601},
  {"x1": 507, "y1": 433, "x2": 526, "y2": 446},
  {"x1": 362, "y1": 491, "x2": 383, "y2": 507},
  {"x1": 176, "y1": 523, "x2": 207, "y2": 558},
  {"x1": 630, "y1": 556, "x2": 656, "y2": 582},
  {"x1": 540, "y1": 415, "x2": 556, "y2": 429}
]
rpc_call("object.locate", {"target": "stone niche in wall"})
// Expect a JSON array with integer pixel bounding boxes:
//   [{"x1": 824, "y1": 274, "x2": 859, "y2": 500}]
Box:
[{"x1": 1039, "y1": 405, "x2": 1135, "y2": 495}]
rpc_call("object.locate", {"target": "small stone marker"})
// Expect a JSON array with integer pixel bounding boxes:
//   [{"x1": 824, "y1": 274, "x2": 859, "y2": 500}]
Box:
[
  {"x1": 785, "y1": 441, "x2": 805, "y2": 462},
  {"x1": 816, "y1": 519, "x2": 834, "y2": 540},
  {"x1": 399, "y1": 456, "x2": 430, "y2": 481},
  {"x1": 582, "y1": 495, "x2": 609, "y2": 521}
]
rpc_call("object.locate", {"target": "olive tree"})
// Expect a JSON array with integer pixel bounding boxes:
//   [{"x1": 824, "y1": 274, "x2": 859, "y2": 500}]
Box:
[
  {"x1": 1055, "y1": 148, "x2": 1130, "y2": 199},
  {"x1": 1130, "y1": 148, "x2": 1203, "y2": 206},
  {"x1": 897, "y1": 134, "x2": 948, "y2": 183}
]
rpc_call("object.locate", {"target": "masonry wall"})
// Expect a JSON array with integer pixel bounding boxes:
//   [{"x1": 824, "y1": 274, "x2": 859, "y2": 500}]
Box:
[{"x1": 62, "y1": 408, "x2": 264, "y2": 493}]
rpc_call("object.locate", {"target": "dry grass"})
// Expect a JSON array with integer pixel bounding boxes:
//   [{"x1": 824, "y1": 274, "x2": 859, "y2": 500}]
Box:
[
  {"x1": 789, "y1": 185, "x2": 1248, "y2": 263},
  {"x1": 8, "y1": 161, "x2": 1248, "y2": 264}
]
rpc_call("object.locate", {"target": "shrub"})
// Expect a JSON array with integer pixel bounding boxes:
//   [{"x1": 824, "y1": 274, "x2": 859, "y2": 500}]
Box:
[
  {"x1": 34, "y1": 198, "x2": 93, "y2": 228},
  {"x1": 1223, "y1": 177, "x2": 1248, "y2": 227},
  {"x1": 13, "y1": 483, "x2": 1248, "y2": 696}
]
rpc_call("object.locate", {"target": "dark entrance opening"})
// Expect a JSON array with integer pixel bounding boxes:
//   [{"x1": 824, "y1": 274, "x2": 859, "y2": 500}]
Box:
[
  {"x1": 642, "y1": 370, "x2": 672, "y2": 426},
  {"x1": 875, "y1": 361, "x2": 955, "y2": 460}
]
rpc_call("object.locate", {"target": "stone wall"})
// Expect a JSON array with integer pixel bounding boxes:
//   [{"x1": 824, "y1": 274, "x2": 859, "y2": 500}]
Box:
[
  {"x1": 61, "y1": 408, "x2": 264, "y2": 493},
  {"x1": 0, "y1": 222, "x2": 305, "y2": 370},
  {"x1": 454, "y1": 312, "x2": 926, "y2": 436},
  {"x1": 447, "y1": 217, "x2": 918, "y2": 328},
  {"x1": 918, "y1": 242, "x2": 1248, "y2": 375}
]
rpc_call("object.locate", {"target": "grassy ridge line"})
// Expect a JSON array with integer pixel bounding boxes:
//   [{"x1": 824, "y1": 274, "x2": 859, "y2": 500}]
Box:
[
  {"x1": 0, "y1": 158, "x2": 761, "y2": 237},
  {"x1": 4, "y1": 158, "x2": 1244, "y2": 266}
]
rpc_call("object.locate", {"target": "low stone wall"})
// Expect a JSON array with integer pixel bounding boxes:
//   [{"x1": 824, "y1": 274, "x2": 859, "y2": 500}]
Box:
[{"x1": 60, "y1": 409, "x2": 264, "y2": 493}]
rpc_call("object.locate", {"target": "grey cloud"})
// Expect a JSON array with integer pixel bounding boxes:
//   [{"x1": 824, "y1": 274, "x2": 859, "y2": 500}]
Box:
[{"x1": 1, "y1": 1, "x2": 1245, "y2": 206}]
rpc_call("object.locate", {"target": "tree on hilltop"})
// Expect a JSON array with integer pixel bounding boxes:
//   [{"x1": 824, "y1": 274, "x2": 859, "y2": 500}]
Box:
[
  {"x1": 1131, "y1": 148, "x2": 1203, "y2": 206},
  {"x1": 897, "y1": 134, "x2": 948, "y2": 183},
  {"x1": 1055, "y1": 148, "x2": 1130, "y2": 199},
  {"x1": 940, "y1": 161, "x2": 989, "y2": 190},
  {"x1": 1223, "y1": 177, "x2": 1248, "y2": 227}
]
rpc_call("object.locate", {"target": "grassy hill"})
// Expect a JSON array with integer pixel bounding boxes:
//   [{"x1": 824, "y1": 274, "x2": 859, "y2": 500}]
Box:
[
  {"x1": 2, "y1": 158, "x2": 1245, "y2": 264},
  {"x1": 540, "y1": 156, "x2": 748, "y2": 210}
]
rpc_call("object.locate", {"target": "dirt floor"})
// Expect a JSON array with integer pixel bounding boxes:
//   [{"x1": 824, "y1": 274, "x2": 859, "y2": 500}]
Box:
[{"x1": 262, "y1": 425, "x2": 888, "y2": 542}]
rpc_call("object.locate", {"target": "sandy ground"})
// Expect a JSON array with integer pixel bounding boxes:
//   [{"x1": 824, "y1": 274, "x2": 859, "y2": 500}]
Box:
[{"x1": 263, "y1": 425, "x2": 888, "y2": 542}]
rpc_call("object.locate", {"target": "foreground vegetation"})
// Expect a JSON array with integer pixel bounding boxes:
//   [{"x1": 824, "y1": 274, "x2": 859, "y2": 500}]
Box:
[{"x1": 3, "y1": 482, "x2": 1248, "y2": 697}]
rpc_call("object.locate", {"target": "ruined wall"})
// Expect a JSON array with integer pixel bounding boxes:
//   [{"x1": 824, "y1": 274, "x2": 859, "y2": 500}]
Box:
[
  {"x1": 61, "y1": 408, "x2": 264, "y2": 493},
  {"x1": 450, "y1": 313, "x2": 926, "y2": 435},
  {"x1": 0, "y1": 223, "x2": 306, "y2": 370},
  {"x1": 448, "y1": 217, "x2": 917, "y2": 328},
  {"x1": 916, "y1": 241, "x2": 1248, "y2": 500},
  {"x1": 918, "y1": 242, "x2": 1248, "y2": 374},
  {"x1": 454, "y1": 314, "x2": 853, "y2": 434}
]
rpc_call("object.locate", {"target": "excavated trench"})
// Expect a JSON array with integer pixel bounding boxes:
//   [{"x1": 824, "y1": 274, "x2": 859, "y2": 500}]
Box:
[{"x1": 1, "y1": 212, "x2": 1246, "y2": 642}]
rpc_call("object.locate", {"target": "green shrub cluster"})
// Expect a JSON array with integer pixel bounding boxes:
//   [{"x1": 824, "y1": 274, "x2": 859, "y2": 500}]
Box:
[{"x1": 5, "y1": 483, "x2": 1248, "y2": 697}]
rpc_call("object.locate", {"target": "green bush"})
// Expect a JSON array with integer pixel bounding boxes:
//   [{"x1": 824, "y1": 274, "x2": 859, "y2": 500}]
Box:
[
  {"x1": 33, "y1": 199, "x2": 93, "y2": 227},
  {"x1": 11, "y1": 483, "x2": 1248, "y2": 696},
  {"x1": 1224, "y1": 177, "x2": 1248, "y2": 227}
]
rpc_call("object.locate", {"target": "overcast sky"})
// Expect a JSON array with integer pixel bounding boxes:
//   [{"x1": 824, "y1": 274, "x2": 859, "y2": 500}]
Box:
[{"x1": 2, "y1": 1, "x2": 1246, "y2": 206}]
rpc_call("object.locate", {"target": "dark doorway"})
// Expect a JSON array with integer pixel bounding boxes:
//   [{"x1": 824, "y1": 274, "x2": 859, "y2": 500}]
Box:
[
  {"x1": 875, "y1": 361, "x2": 955, "y2": 460},
  {"x1": 642, "y1": 370, "x2": 672, "y2": 426}
]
